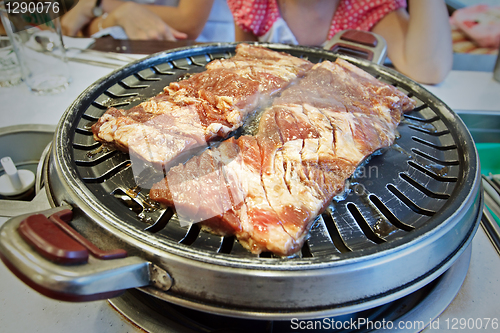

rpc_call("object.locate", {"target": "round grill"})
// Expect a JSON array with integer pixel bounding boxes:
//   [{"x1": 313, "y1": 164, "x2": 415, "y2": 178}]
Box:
[{"x1": 46, "y1": 43, "x2": 482, "y2": 319}]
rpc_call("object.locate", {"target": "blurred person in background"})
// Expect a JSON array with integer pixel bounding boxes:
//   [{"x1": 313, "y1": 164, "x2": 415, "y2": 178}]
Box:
[
  {"x1": 196, "y1": 0, "x2": 235, "y2": 42},
  {"x1": 61, "y1": 0, "x2": 214, "y2": 40},
  {"x1": 227, "y1": 0, "x2": 453, "y2": 84}
]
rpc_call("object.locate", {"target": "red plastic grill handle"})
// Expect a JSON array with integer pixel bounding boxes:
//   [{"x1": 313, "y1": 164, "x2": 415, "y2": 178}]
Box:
[
  {"x1": 340, "y1": 30, "x2": 378, "y2": 47},
  {"x1": 49, "y1": 210, "x2": 127, "y2": 260},
  {"x1": 17, "y1": 209, "x2": 127, "y2": 264},
  {"x1": 18, "y1": 214, "x2": 89, "y2": 264}
]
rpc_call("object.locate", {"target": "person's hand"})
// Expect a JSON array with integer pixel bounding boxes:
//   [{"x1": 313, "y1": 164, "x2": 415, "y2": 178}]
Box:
[
  {"x1": 106, "y1": 2, "x2": 188, "y2": 40},
  {"x1": 61, "y1": 0, "x2": 96, "y2": 36}
]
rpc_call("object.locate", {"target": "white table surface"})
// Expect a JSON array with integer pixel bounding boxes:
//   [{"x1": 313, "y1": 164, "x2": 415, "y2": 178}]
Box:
[
  {"x1": 423, "y1": 70, "x2": 500, "y2": 112},
  {"x1": 0, "y1": 59, "x2": 144, "y2": 333},
  {"x1": 0, "y1": 57, "x2": 500, "y2": 333},
  {"x1": 1, "y1": 61, "x2": 117, "y2": 128}
]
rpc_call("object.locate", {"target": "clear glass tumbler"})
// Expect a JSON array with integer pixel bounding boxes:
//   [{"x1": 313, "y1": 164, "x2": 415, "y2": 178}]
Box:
[
  {"x1": 494, "y1": 45, "x2": 500, "y2": 83},
  {"x1": 0, "y1": 0, "x2": 71, "y2": 94},
  {"x1": 0, "y1": 35, "x2": 22, "y2": 87}
]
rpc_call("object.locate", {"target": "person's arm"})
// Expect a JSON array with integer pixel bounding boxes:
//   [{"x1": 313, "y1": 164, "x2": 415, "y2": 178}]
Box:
[
  {"x1": 371, "y1": 0, "x2": 453, "y2": 84},
  {"x1": 63, "y1": 0, "x2": 213, "y2": 40},
  {"x1": 144, "y1": 0, "x2": 215, "y2": 39},
  {"x1": 61, "y1": 0, "x2": 97, "y2": 37},
  {"x1": 92, "y1": 0, "x2": 214, "y2": 40},
  {"x1": 0, "y1": 20, "x2": 6, "y2": 35},
  {"x1": 85, "y1": 2, "x2": 188, "y2": 40}
]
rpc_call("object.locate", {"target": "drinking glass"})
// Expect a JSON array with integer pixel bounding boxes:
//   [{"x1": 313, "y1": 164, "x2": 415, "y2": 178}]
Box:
[
  {"x1": 0, "y1": 0, "x2": 71, "y2": 94},
  {"x1": 494, "y1": 45, "x2": 500, "y2": 83},
  {"x1": 0, "y1": 35, "x2": 22, "y2": 87}
]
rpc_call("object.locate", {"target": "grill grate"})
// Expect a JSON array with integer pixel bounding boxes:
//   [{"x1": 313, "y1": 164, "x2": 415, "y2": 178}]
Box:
[{"x1": 71, "y1": 46, "x2": 462, "y2": 260}]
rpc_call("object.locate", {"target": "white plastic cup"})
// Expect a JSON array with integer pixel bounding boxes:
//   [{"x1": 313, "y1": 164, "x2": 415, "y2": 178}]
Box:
[{"x1": 0, "y1": 0, "x2": 71, "y2": 94}]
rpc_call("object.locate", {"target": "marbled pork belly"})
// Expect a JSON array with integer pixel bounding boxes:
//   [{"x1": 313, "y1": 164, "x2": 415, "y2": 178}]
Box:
[
  {"x1": 149, "y1": 58, "x2": 416, "y2": 256},
  {"x1": 150, "y1": 137, "x2": 299, "y2": 255},
  {"x1": 91, "y1": 44, "x2": 312, "y2": 169}
]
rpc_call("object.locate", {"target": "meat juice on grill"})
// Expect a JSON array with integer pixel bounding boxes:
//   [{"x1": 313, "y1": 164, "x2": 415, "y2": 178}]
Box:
[
  {"x1": 150, "y1": 58, "x2": 416, "y2": 256},
  {"x1": 91, "y1": 44, "x2": 313, "y2": 173}
]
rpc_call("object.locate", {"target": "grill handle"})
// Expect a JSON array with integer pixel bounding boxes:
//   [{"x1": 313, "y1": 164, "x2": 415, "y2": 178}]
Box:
[
  {"x1": 17, "y1": 209, "x2": 128, "y2": 264},
  {"x1": 324, "y1": 29, "x2": 388, "y2": 65},
  {"x1": 0, "y1": 206, "x2": 172, "y2": 302}
]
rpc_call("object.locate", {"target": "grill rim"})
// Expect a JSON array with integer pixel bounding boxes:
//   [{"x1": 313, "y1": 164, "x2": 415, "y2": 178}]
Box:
[
  {"x1": 115, "y1": 229, "x2": 475, "y2": 321},
  {"x1": 42, "y1": 42, "x2": 483, "y2": 317}
]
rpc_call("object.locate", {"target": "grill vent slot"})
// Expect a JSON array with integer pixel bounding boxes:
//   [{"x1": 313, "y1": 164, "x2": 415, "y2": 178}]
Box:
[
  {"x1": 407, "y1": 161, "x2": 458, "y2": 183},
  {"x1": 113, "y1": 189, "x2": 144, "y2": 215},
  {"x1": 399, "y1": 173, "x2": 451, "y2": 200},
  {"x1": 189, "y1": 56, "x2": 207, "y2": 67},
  {"x1": 206, "y1": 51, "x2": 233, "y2": 61},
  {"x1": 153, "y1": 66, "x2": 175, "y2": 75},
  {"x1": 171, "y1": 59, "x2": 190, "y2": 70},
  {"x1": 104, "y1": 91, "x2": 139, "y2": 99},
  {"x1": 411, "y1": 148, "x2": 459, "y2": 166},
  {"x1": 102, "y1": 101, "x2": 131, "y2": 108},
  {"x1": 178, "y1": 224, "x2": 201, "y2": 245},
  {"x1": 322, "y1": 210, "x2": 352, "y2": 253},
  {"x1": 306, "y1": 217, "x2": 340, "y2": 255},
  {"x1": 156, "y1": 219, "x2": 195, "y2": 243},
  {"x1": 75, "y1": 127, "x2": 93, "y2": 136},
  {"x1": 347, "y1": 203, "x2": 386, "y2": 244},
  {"x1": 412, "y1": 104, "x2": 429, "y2": 112},
  {"x1": 145, "y1": 209, "x2": 174, "y2": 233},
  {"x1": 217, "y1": 236, "x2": 235, "y2": 254},
  {"x1": 135, "y1": 72, "x2": 161, "y2": 81},
  {"x1": 75, "y1": 150, "x2": 118, "y2": 167},
  {"x1": 81, "y1": 113, "x2": 99, "y2": 121},
  {"x1": 404, "y1": 114, "x2": 440, "y2": 123},
  {"x1": 387, "y1": 184, "x2": 435, "y2": 216},
  {"x1": 81, "y1": 160, "x2": 131, "y2": 183},
  {"x1": 91, "y1": 101, "x2": 108, "y2": 110},
  {"x1": 259, "y1": 252, "x2": 274, "y2": 258},
  {"x1": 368, "y1": 195, "x2": 414, "y2": 231},
  {"x1": 300, "y1": 241, "x2": 313, "y2": 258},
  {"x1": 73, "y1": 142, "x2": 101, "y2": 151},
  {"x1": 408, "y1": 125, "x2": 450, "y2": 137},
  {"x1": 411, "y1": 137, "x2": 457, "y2": 151},
  {"x1": 119, "y1": 81, "x2": 150, "y2": 90}
]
